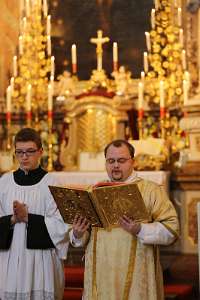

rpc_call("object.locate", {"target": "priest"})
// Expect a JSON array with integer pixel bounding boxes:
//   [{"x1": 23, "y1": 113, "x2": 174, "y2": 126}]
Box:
[
  {"x1": 0, "y1": 128, "x2": 71, "y2": 300},
  {"x1": 72, "y1": 139, "x2": 180, "y2": 300}
]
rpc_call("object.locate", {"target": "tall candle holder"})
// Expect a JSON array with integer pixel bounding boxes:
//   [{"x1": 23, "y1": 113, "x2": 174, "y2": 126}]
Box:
[{"x1": 6, "y1": 112, "x2": 12, "y2": 151}]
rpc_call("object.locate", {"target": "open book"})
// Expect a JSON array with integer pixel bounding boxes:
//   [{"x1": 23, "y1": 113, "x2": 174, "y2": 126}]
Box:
[{"x1": 49, "y1": 182, "x2": 149, "y2": 229}]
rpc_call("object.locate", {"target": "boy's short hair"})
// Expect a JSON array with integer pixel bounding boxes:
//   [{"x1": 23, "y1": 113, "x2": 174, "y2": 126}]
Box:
[{"x1": 14, "y1": 128, "x2": 42, "y2": 149}]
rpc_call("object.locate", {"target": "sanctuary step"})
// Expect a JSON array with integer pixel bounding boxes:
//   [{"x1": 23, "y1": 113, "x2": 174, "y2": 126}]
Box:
[{"x1": 63, "y1": 266, "x2": 195, "y2": 300}]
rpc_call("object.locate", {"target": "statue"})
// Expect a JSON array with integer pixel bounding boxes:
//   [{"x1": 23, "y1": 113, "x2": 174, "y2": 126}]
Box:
[{"x1": 56, "y1": 71, "x2": 75, "y2": 99}]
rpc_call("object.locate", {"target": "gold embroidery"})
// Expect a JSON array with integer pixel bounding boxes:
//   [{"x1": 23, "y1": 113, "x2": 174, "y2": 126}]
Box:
[{"x1": 123, "y1": 237, "x2": 137, "y2": 300}]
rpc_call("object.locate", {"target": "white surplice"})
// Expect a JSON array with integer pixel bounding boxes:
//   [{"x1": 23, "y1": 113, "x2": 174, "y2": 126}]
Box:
[{"x1": 0, "y1": 172, "x2": 70, "y2": 300}]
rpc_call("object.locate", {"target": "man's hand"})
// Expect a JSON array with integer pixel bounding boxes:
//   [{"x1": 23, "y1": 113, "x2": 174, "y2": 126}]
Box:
[
  {"x1": 119, "y1": 215, "x2": 141, "y2": 236},
  {"x1": 72, "y1": 215, "x2": 90, "y2": 239},
  {"x1": 13, "y1": 200, "x2": 28, "y2": 223}
]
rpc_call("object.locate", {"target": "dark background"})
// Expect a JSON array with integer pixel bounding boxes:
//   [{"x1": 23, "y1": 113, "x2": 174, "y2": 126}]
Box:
[{"x1": 49, "y1": 0, "x2": 153, "y2": 79}]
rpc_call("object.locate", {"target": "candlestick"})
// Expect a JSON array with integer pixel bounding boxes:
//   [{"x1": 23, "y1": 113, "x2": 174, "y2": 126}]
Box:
[
  {"x1": 48, "y1": 83, "x2": 53, "y2": 112},
  {"x1": 13, "y1": 56, "x2": 17, "y2": 77},
  {"x1": 143, "y1": 52, "x2": 148, "y2": 73},
  {"x1": 47, "y1": 15, "x2": 51, "y2": 36},
  {"x1": 6, "y1": 86, "x2": 12, "y2": 151},
  {"x1": 183, "y1": 79, "x2": 188, "y2": 105},
  {"x1": 19, "y1": 36, "x2": 23, "y2": 55},
  {"x1": 159, "y1": 80, "x2": 165, "y2": 108},
  {"x1": 47, "y1": 35, "x2": 51, "y2": 56},
  {"x1": 151, "y1": 9, "x2": 155, "y2": 29},
  {"x1": 182, "y1": 49, "x2": 186, "y2": 70},
  {"x1": 178, "y1": 7, "x2": 182, "y2": 27},
  {"x1": 145, "y1": 32, "x2": 151, "y2": 51},
  {"x1": 51, "y1": 56, "x2": 55, "y2": 77},
  {"x1": 43, "y1": 0, "x2": 48, "y2": 17},
  {"x1": 71, "y1": 44, "x2": 77, "y2": 74},
  {"x1": 184, "y1": 71, "x2": 190, "y2": 89},
  {"x1": 179, "y1": 29, "x2": 183, "y2": 47},
  {"x1": 113, "y1": 42, "x2": 118, "y2": 71}
]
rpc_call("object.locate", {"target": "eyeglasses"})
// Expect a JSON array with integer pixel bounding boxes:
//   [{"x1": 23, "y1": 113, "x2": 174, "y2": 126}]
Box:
[
  {"x1": 106, "y1": 157, "x2": 132, "y2": 165},
  {"x1": 15, "y1": 149, "x2": 39, "y2": 157}
]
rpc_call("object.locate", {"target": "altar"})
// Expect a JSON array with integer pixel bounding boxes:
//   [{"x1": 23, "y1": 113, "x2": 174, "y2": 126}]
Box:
[{"x1": 51, "y1": 170, "x2": 170, "y2": 192}]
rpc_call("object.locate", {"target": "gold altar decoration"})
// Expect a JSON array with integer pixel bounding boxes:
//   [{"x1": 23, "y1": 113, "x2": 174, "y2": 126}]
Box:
[
  {"x1": 143, "y1": 0, "x2": 189, "y2": 107},
  {"x1": 4, "y1": 0, "x2": 55, "y2": 171}
]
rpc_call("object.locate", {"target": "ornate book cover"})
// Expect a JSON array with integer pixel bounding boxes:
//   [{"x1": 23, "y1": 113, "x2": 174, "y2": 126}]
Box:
[{"x1": 49, "y1": 183, "x2": 149, "y2": 229}]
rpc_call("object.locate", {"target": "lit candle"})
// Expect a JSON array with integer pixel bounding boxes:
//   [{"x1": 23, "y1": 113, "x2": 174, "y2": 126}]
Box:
[
  {"x1": 10, "y1": 77, "x2": 14, "y2": 94},
  {"x1": 179, "y1": 29, "x2": 183, "y2": 47},
  {"x1": 13, "y1": 56, "x2": 17, "y2": 77},
  {"x1": 43, "y1": 0, "x2": 48, "y2": 17},
  {"x1": 19, "y1": 36, "x2": 23, "y2": 55},
  {"x1": 26, "y1": 84, "x2": 32, "y2": 112},
  {"x1": 143, "y1": 52, "x2": 148, "y2": 73},
  {"x1": 145, "y1": 32, "x2": 151, "y2": 51},
  {"x1": 182, "y1": 49, "x2": 186, "y2": 70},
  {"x1": 159, "y1": 80, "x2": 165, "y2": 108},
  {"x1": 47, "y1": 35, "x2": 51, "y2": 56},
  {"x1": 51, "y1": 56, "x2": 55, "y2": 77},
  {"x1": 178, "y1": 7, "x2": 182, "y2": 27},
  {"x1": 138, "y1": 82, "x2": 144, "y2": 109},
  {"x1": 48, "y1": 83, "x2": 53, "y2": 112},
  {"x1": 141, "y1": 71, "x2": 145, "y2": 82},
  {"x1": 113, "y1": 42, "x2": 118, "y2": 71},
  {"x1": 25, "y1": 0, "x2": 30, "y2": 17},
  {"x1": 71, "y1": 44, "x2": 77, "y2": 74},
  {"x1": 47, "y1": 15, "x2": 51, "y2": 36},
  {"x1": 183, "y1": 80, "x2": 188, "y2": 105},
  {"x1": 6, "y1": 86, "x2": 12, "y2": 113},
  {"x1": 23, "y1": 17, "x2": 27, "y2": 33},
  {"x1": 151, "y1": 9, "x2": 155, "y2": 29},
  {"x1": 184, "y1": 71, "x2": 190, "y2": 89}
]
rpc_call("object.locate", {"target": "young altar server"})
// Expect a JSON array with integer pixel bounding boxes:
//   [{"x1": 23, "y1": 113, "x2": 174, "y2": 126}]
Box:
[{"x1": 0, "y1": 128, "x2": 71, "y2": 300}]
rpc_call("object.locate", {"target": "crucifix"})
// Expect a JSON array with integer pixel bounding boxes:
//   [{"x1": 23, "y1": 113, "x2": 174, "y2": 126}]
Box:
[{"x1": 90, "y1": 30, "x2": 110, "y2": 71}]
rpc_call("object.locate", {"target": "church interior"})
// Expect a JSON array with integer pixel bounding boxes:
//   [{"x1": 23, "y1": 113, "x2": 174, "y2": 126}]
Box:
[{"x1": 0, "y1": 0, "x2": 200, "y2": 299}]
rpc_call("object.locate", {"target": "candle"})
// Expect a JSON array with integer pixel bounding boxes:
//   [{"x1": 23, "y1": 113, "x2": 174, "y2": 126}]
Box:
[
  {"x1": 19, "y1": 36, "x2": 23, "y2": 55},
  {"x1": 10, "y1": 77, "x2": 14, "y2": 94},
  {"x1": 113, "y1": 42, "x2": 118, "y2": 71},
  {"x1": 47, "y1": 15, "x2": 51, "y2": 36},
  {"x1": 43, "y1": 0, "x2": 48, "y2": 17},
  {"x1": 26, "y1": 84, "x2": 32, "y2": 112},
  {"x1": 13, "y1": 56, "x2": 17, "y2": 77},
  {"x1": 159, "y1": 80, "x2": 165, "y2": 108},
  {"x1": 179, "y1": 29, "x2": 183, "y2": 47},
  {"x1": 151, "y1": 9, "x2": 155, "y2": 29},
  {"x1": 178, "y1": 7, "x2": 182, "y2": 27},
  {"x1": 25, "y1": 0, "x2": 30, "y2": 17},
  {"x1": 141, "y1": 71, "x2": 145, "y2": 82},
  {"x1": 22, "y1": 17, "x2": 27, "y2": 34},
  {"x1": 71, "y1": 44, "x2": 77, "y2": 74},
  {"x1": 51, "y1": 56, "x2": 55, "y2": 77},
  {"x1": 50, "y1": 75, "x2": 54, "y2": 95},
  {"x1": 182, "y1": 49, "x2": 186, "y2": 70},
  {"x1": 138, "y1": 82, "x2": 144, "y2": 109},
  {"x1": 145, "y1": 32, "x2": 151, "y2": 51},
  {"x1": 183, "y1": 79, "x2": 188, "y2": 105},
  {"x1": 6, "y1": 86, "x2": 12, "y2": 113},
  {"x1": 143, "y1": 52, "x2": 148, "y2": 73},
  {"x1": 47, "y1": 35, "x2": 51, "y2": 56},
  {"x1": 48, "y1": 83, "x2": 53, "y2": 112},
  {"x1": 184, "y1": 71, "x2": 190, "y2": 89}
]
